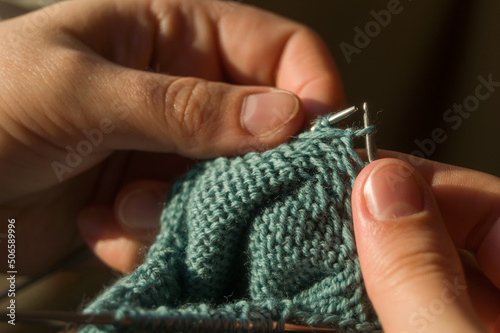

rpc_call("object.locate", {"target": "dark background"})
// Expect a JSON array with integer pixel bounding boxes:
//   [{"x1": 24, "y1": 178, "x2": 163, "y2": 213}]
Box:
[{"x1": 245, "y1": 0, "x2": 500, "y2": 176}]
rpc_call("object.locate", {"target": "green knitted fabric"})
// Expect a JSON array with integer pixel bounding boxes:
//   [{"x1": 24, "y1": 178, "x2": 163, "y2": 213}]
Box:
[{"x1": 82, "y1": 117, "x2": 381, "y2": 333}]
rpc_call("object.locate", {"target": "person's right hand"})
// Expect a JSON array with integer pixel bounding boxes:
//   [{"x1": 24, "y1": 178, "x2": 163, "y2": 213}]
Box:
[{"x1": 351, "y1": 152, "x2": 500, "y2": 332}]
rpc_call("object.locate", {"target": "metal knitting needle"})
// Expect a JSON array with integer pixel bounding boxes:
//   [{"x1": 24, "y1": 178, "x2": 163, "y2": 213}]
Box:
[
  {"x1": 310, "y1": 106, "x2": 358, "y2": 131},
  {"x1": 362, "y1": 102, "x2": 378, "y2": 163},
  {"x1": 0, "y1": 311, "x2": 336, "y2": 332}
]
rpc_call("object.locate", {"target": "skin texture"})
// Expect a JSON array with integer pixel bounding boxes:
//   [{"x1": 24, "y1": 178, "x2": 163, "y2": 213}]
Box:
[
  {"x1": 352, "y1": 152, "x2": 500, "y2": 332},
  {"x1": 0, "y1": 0, "x2": 344, "y2": 274},
  {"x1": 0, "y1": 0, "x2": 498, "y2": 331}
]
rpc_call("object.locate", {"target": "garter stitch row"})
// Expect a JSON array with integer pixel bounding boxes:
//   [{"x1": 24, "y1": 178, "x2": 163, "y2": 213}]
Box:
[{"x1": 82, "y1": 117, "x2": 382, "y2": 333}]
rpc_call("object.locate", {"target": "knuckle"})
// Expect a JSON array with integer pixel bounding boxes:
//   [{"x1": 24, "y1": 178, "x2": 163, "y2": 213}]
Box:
[
  {"x1": 163, "y1": 78, "x2": 221, "y2": 142},
  {"x1": 293, "y1": 23, "x2": 314, "y2": 36},
  {"x1": 301, "y1": 25, "x2": 323, "y2": 40},
  {"x1": 395, "y1": 252, "x2": 461, "y2": 281},
  {"x1": 285, "y1": 21, "x2": 322, "y2": 45},
  {"x1": 370, "y1": 240, "x2": 464, "y2": 290}
]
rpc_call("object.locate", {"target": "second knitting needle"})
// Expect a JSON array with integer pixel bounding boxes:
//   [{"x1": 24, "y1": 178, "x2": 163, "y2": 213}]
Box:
[
  {"x1": 362, "y1": 102, "x2": 378, "y2": 163},
  {"x1": 0, "y1": 311, "x2": 337, "y2": 332}
]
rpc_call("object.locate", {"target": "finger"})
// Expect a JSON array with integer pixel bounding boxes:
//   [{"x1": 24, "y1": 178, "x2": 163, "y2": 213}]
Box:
[
  {"x1": 352, "y1": 158, "x2": 486, "y2": 333},
  {"x1": 213, "y1": 1, "x2": 345, "y2": 117},
  {"x1": 367, "y1": 150, "x2": 500, "y2": 290},
  {"x1": 77, "y1": 205, "x2": 151, "y2": 274},
  {"x1": 53, "y1": 56, "x2": 304, "y2": 158},
  {"x1": 78, "y1": 179, "x2": 168, "y2": 273},
  {"x1": 57, "y1": 0, "x2": 344, "y2": 117},
  {"x1": 459, "y1": 250, "x2": 500, "y2": 331},
  {"x1": 114, "y1": 180, "x2": 168, "y2": 241}
]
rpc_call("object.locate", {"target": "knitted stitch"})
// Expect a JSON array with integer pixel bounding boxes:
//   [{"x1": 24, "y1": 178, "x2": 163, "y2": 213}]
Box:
[{"x1": 82, "y1": 117, "x2": 382, "y2": 333}]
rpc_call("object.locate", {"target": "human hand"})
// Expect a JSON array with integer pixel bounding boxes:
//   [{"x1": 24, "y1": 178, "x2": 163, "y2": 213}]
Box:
[
  {"x1": 351, "y1": 152, "x2": 500, "y2": 332},
  {"x1": 0, "y1": 0, "x2": 344, "y2": 274}
]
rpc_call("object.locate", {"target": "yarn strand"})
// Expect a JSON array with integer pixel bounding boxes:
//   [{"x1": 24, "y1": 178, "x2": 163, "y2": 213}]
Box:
[{"x1": 82, "y1": 118, "x2": 381, "y2": 333}]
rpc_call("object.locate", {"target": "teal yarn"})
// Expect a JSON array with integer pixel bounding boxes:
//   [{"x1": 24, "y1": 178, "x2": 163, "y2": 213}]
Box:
[{"x1": 82, "y1": 117, "x2": 382, "y2": 333}]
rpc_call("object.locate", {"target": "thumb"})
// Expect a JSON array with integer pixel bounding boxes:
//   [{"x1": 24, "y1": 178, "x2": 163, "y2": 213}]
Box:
[
  {"x1": 76, "y1": 65, "x2": 304, "y2": 158},
  {"x1": 352, "y1": 159, "x2": 487, "y2": 333}
]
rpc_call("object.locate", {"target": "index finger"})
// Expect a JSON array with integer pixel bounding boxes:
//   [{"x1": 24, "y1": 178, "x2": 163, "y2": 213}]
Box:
[
  {"x1": 55, "y1": 0, "x2": 345, "y2": 119},
  {"x1": 212, "y1": 0, "x2": 345, "y2": 118}
]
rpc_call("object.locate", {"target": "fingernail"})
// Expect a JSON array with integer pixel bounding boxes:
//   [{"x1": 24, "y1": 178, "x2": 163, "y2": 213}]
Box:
[
  {"x1": 241, "y1": 90, "x2": 299, "y2": 137},
  {"x1": 364, "y1": 161, "x2": 425, "y2": 220},
  {"x1": 118, "y1": 189, "x2": 164, "y2": 230}
]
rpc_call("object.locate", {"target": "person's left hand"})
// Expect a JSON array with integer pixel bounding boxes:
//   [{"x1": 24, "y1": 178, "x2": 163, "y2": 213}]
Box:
[{"x1": 0, "y1": 0, "x2": 344, "y2": 274}]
